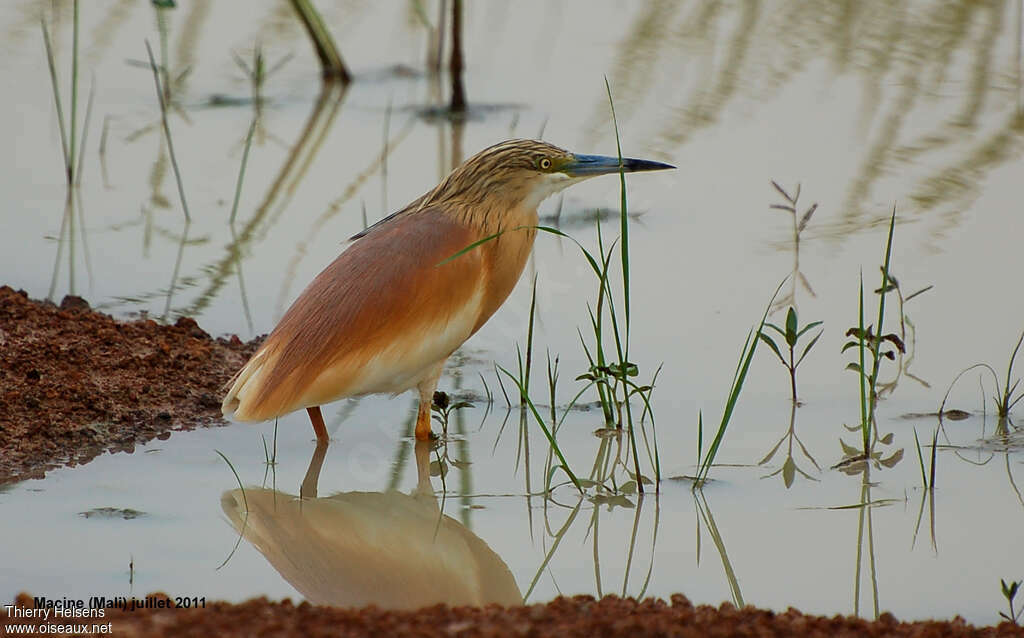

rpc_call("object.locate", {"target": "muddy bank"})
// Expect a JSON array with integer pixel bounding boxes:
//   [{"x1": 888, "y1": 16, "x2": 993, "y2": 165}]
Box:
[
  {"x1": 3, "y1": 592, "x2": 1022, "y2": 637},
  {"x1": 0, "y1": 286, "x2": 260, "y2": 485}
]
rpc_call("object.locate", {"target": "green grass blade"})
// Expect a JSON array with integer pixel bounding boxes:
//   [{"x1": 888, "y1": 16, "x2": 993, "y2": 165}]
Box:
[
  {"x1": 696, "y1": 279, "x2": 785, "y2": 485},
  {"x1": 497, "y1": 365, "x2": 580, "y2": 490},
  {"x1": 858, "y1": 272, "x2": 868, "y2": 453},
  {"x1": 696, "y1": 410, "x2": 703, "y2": 468},
  {"x1": 866, "y1": 208, "x2": 897, "y2": 439},
  {"x1": 1002, "y1": 330, "x2": 1024, "y2": 415},
  {"x1": 604, "y1": 76, "x2": 630, "y2": 345},
  {"x1": 525, "y1": 275, "x2": 538, "y2": 398},
  {"x1": 214, "y1": 449, "x2": 249, "y2": 570}
]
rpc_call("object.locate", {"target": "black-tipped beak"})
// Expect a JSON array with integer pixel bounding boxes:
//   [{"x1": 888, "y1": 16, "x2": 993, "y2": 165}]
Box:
[{"x1": 563, "y1": 153, "x2": 675, "y2": 178}]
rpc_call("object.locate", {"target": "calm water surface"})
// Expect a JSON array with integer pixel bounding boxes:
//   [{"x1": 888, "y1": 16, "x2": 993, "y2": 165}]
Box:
[{"x1": 1, "y1": 0, "x2": 1023, "y2": 624}]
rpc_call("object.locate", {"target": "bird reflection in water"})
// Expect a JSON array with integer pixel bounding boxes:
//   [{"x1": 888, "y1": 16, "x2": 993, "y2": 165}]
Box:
[{"x1": 221, "y1": 440, "x2": 521, "y2": 609}]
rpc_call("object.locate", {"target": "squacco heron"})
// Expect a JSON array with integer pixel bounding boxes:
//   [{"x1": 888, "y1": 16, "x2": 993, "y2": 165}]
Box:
[{"x1": 222, "y1": 139, "x2": 672, "y2": 442}]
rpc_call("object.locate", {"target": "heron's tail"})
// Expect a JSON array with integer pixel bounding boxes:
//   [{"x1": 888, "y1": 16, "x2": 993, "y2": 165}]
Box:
[{"x1": 222, "y1": 349, "x2": 276, "y2": 421}]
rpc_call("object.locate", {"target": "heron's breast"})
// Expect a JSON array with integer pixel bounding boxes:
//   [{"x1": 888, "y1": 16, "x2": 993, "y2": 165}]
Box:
[{"x1": 473, "y1": 205, "x2": 538, "y2": 333}]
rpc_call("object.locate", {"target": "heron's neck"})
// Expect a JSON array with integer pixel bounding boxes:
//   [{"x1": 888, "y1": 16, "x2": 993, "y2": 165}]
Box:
[{"x1": 464, "y1": 199, "x2": 539, "y2": 238}]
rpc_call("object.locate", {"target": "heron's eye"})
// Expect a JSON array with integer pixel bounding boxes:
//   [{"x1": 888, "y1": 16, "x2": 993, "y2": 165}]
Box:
[{"x1": 538, "y1": 157, "x2": 552, "y2": 171}]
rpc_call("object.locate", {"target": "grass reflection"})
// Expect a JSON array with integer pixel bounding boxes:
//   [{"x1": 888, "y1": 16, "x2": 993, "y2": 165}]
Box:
[
  {"x1": 47, "y1": 190, "x2": 94, "y2": 302},
  {"x1": 695, "y1": 490, "x2": 744, "y2": 609}
]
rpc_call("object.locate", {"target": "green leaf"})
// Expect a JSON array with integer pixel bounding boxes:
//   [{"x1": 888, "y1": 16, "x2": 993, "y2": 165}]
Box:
[
  {"x1": 795, "y1": 329, "x2": 823, "y2": 368},
  {"x1": 764, "y1": 322, "x2": 786, "y2": 337},
  {"x1": 796, "y1": 320, "x2": 823, "y2": 339},
  {"x1": 758, "y1": 333, "x2": 786, "y2": 365},
  {"x1": 785, "y1": 307, "x2": 798, "y2": 346},
  {"x1": 1002, "y1": 579, "x2": 1020, "y2": 599},
  {"x1": 841, "y1": 341, "x2": 861, "y2": 354}
]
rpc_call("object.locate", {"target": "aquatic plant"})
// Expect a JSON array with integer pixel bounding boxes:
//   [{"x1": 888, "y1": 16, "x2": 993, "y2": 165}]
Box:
[
  {"x1": 1000, "y1": 579, "x2": 1022, "y2": 625},
  {"x1": 694, "y1": 282, "x2": 782, "y2": 487},
  {"x1": 940, "y1": 329, "x2": 1024, "y2": 421},
  {"x1": 214, "y1": 450, "x2": 248, "y2": 570},
  {"x1": 872, "y1": 270, "x2": 932, "y2": 400},
  {"x1": 759, "y1": 306, "x2": 823, "y2": 405},
  {"x1": 430, "y1": 390, "x2": 473, "y2": 435},
  {"x1": 843, "y1": 208, "x2": 901, "y2": 457},
  {"x1": 467, "y1": 83, "x2": 662, "y2": 493},
  {"x1": 995, "y1": 332, "x2": 1024, "y2": 418}
]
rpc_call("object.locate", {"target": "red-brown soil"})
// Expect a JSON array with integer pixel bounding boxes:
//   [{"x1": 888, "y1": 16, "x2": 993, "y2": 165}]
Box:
[
  {"x1": 3, "y1": 592, "x2": 1022, "y2": 637},
  {"x1": 2, "y1": 287, "x2": 1021, "y2": 636},
  {"x1": 0, "y1": 286, "x2": 260, "y2": 484}
]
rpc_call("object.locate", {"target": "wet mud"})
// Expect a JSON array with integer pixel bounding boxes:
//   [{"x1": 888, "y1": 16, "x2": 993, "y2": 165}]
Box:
[
  {"x1": 0, "y1": 286, "x2": 260, "y2": 484},
  {"x1": 3, "y1": 592, "x2": 1022, "y2": 637}
]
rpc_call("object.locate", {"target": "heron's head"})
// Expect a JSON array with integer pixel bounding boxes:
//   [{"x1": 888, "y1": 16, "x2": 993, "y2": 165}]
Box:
[{"x1": 430, "y1": 139, "x2": 674, "y2": 211}]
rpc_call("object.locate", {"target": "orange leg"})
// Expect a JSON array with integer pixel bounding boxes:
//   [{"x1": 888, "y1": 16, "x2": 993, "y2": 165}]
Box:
[
  {"x1": 415, "y1": 367, "x2": 443, "y2": 441},
  {"x1": 414, "y1": 394, "x2": 433, "y2": 441},
  {"x1": 307, "y1": 406, "x2": 329, "y2": 443}
]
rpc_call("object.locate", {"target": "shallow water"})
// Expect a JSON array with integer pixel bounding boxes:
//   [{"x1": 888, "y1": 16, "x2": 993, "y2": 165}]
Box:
[{"x1": 2, "y1": 0, "x2": 1023, "y2": 625}]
